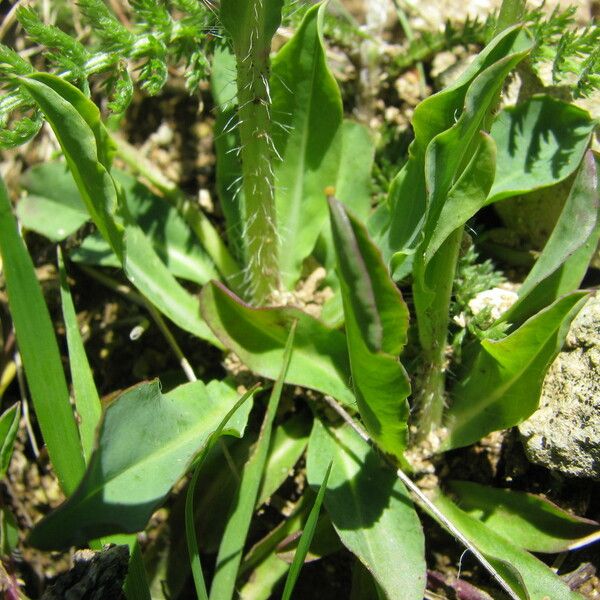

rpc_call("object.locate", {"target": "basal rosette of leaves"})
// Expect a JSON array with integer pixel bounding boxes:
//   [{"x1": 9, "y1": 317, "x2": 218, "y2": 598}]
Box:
[{"x1": 0, "y1": 0, "x2": 599, "y2": 598}]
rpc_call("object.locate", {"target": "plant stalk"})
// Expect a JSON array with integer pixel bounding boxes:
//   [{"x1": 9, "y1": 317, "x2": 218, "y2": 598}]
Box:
[
  {"x1": 230, "y1": 0, "x2": 281, "y2": 304},
  {"x1": 414, "y1": 227, "x2": 463, "y2": 439}
]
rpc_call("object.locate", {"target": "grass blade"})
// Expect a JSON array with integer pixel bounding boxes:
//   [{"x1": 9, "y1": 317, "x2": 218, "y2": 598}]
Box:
[
  {"x1": 0, "y1": 176, "x2": 84, "y2": 495},
  {"x1": 57, "y1": 247, "x2": 102, "y2": 462},
  {"x1": 186, "y1": 385, "x2": 259, "y2": 600},
  {"x1": 210, "y1": 321, "x2": 297, "y2": 600},
  {"x1": 281, "y1": 461, "x2": 332, "y2": 600},
  {"x1": 0, "y1": 403, "x2": 20, "y2": 479}
]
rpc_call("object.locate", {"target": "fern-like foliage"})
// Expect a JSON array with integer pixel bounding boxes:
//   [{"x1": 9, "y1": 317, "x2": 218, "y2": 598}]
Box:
[{"x1": 0, "y1": 0, "x2": 220, "y2": 148}]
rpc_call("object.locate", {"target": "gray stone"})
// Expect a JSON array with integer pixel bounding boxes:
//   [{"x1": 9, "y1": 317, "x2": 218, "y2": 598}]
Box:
[{"x1": 519, "y1": 295, "x2": 600, "y2": 479}]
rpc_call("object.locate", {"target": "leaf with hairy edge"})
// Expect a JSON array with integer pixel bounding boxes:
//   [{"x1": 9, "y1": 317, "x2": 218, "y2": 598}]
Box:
[
  {"x1": 200, "y1": 280, "x2": 354, "y2": 406},
  {"x1": 272, "y1": 3, "x2": 343, "y2": 288},
  {"x1": 0, "y1": 404, "x2": 20, "y2": 479},
  {"x1": 328, "y1": 198, "x2": 411, "y2": 459},
  {"x1": 433, "y1": 493, "x2": 581, "y2": 599},
  {"x1": 443, "y1": 292, "x2": 588, "y2": 450},
  {"x1": 374, "y1": 26, "x2": 531, "y2": 278},
  {"x1": 28, "y1": 380, "x2": 254, "y2": 550},
  {"x1": 486, "y1": 96, "x2": 596, "y2": 204},
  {"x1": 20, "y1": 74, "x2": 218, "y2": 345},
  {"x1": 0, "y1": 177, "x2": 85, "y2": 495},
  {"x1": 306, "y1": 419, "x2": 426, "y2": 600},
  {"x1": 500, "y1": 152, "x2": 600, "y2": 325},
  {"x1": 448, "y1": 481, "x2": 600, "y2": 554}
]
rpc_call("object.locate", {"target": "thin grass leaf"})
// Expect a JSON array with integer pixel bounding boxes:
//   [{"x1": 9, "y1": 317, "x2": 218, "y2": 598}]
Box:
[
  {"x1": 185, "y1": 386, "x2": 259, "y2": 600},
  {"x1": 281, "y1": 461, "x2": 332, "y2": 600},
  {"x1": 0, "y1": 176, "x2": 85, "y2": 495},
  {"x1": 57, "y1": 247, "x2": 102, "y2": 462},
  {"x1": 210, "y1": 322, "x2": 297, "y2": 600}
]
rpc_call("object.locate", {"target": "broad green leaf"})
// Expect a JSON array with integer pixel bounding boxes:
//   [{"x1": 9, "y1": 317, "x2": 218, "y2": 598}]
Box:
[
  {"x1": 272, "y1": 3, "x2": 343, "y2": 288},
  {"x1": 210, "y1": 324, "x2": 295, "y2": 600},
  {"x1": 375, "y1": 26, "x2": 530, "y2": 277},
  {"x1": 0, "y1": 404, "x2": 20, "y2": 479},
  {"x1": 328, "y1": 198, "x2": 411, "y2": 459},
  {"x1": 486, "y1": 96, "x2": 596, "y2": 203},
  {"x1": 19, "y1": 74, "x2": 124, "y2": 258},
  {"x1": 448, "y1": 481, "x2": 600, "y2": 553},
  {"x1": 306, "y1": 420, "x2": 426, "y2": 600},
  {"x1": 316, "y1": 120, "x2": 375, "y2": 279},
  {"x1": 58, "y1": 248, "x2": 102, "y2": 463},
  {"x1": 443, "y1": 292, "x2": 588, "y2": 450},
  {"x1": 72, "y1": 170, "x2": 219, "y2": 285},
  {"x1": 28, "y1": 379, "x2": 253, "y2": 550},
  {"x1": 500, "y1": 152, "x2": 600, "y2": 325},
  {"x1": 433, "y1": 493, "x2": 581, "y2": 599},
  {"x1": 0, "y1": 177, "x2": 85, "y2": 495},
  {"x1": 281, "y1": 462, "x2": 332, "y2": 600},
  {"x1": 239, "y1": 553, "x2": 289, "y2": 600},
  {"x1": 20, "y1": 74, "x2": 218, "y2": 345},
  {"x1": 200, "y1": 281, "x2": 354, "y2": 406},
  {"x1": 17, "y1": 162, "x2": 88, "y2": 241}
]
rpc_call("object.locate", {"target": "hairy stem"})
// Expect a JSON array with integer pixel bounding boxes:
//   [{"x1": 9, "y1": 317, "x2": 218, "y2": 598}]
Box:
[
  {"x1": 222, "y1": 0, "x2": 282, "y2": 304},
  {"x1": 413, "y1": 227, "x2": 463, "y2": 440}
]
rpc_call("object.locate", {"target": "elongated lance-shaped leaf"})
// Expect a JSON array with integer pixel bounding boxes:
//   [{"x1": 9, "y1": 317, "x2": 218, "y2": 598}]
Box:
[
  {"x1": 19, "y1": 73, "x2": 218, "y2": 345},
  {"x1": 432, "y1": 492, "x2": 581, "y2": 600},
  {"x1": 58, "y1": 248, "x2": 102, "y2": 463},
  {"x1": 447, "y1": 481, "x2": 600, "y2": 554},
  {"x1": 0, "y1": 404, "x2": 20, "y2": 479},
  {"x1": 443, "y1": 292, "x2": 589, "y2": 450},
  {"x1": 19, "y1": 74, "x2": 123, "y2": 258},
  {"x1": 374, "y1": 25, "x2": 530, "y2": 278},
  {"x1": 272, "y1": 2, "x2": 343, "y2": 288},
  {"x1": 28, "y1": 379, "x2": 254, "y2": 550},
  {"x1": 306, "y1": 419, "x2": 426, "y2": 600},
  {"x1": 328, "y1": 197, "x2": 411, "y2": 460},
  {"x1": 210, "y1": 322, "x2": 296, "y2": 600},
  {"x1": 200, "y1": 280, "x2": 354, "y2": 406},
  {"x1": 185, "y1": 386, "x2": 258, "y2": 600},
  {"x1": 0, "y1": 177, "x2": 85, "y2": 495},
  {"x1": 281, "y1": 461, "x2": 332, "y2": 600},
  {"x1": 500, "y1": 151, "x2": 600, "y2": 325}
]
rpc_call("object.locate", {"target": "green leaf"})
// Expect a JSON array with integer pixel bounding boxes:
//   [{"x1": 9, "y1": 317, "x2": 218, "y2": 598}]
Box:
[
  {"x1": 258, "y1": 411, "x2": 312, "y2": 506},
  {"x1": 0, "y1": 404, "x2": 20, "y2": 480},
  {"x1": 500, "y1": 151, "x2": 600, "y2": 325},
  {"x1": 448, "y1": 481, "x2": 600, "y2": 553},
  {"x1": 17, "y1": 162, "x2": 89, "y2": 241},
  {"x1": 432, "y1": 492, "x2": 581, "y2": 599},
  {"x1": 19, "y1": 74, "x2": 218, "y2": 345},
  {"x1": 306, "y1": 420, "x2": 426, "y2": 600},
  {"x1": 443, "y1": 292, "x2": 589, "y2": 450},
  {"x1": 200, "y1": 281, "x2": 354, "y2": 406},
  {"x1": 72, "y1": 170, "x2": 219, "y2": 285},
  {"x1": 28, "y1": 379, "x2": 253, "y2": 550},
  {"x1": 375, "y1": 26, "x2": 531, "y2": 277},
  {"x1": 185, "y1": 386, "x2": 258, "y2": 600},
  {"x1": 281, "y1": 461, "x2": 332, "y2": 600},
  {"x1": 19, "y1": 74, "x2": 123, "y2": 258},
  {"x1": 0, "y1": 176, "x2": 85, "y2": 495},
  {"x1": 58, "y1": 248, "x2": 102, "y2": 463},
  {"x1": 210, "y1": 323, "x2": 296, "y2": 600},
  {"x1": 486, "y1": 96, "x2": 596, "y2": 203},
  {"x1": 328, "y1": 198, "x2": 411, "y2": 460},
  {"x1": 272, "y1": 2, "x2": 343, "y2": 288}
]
